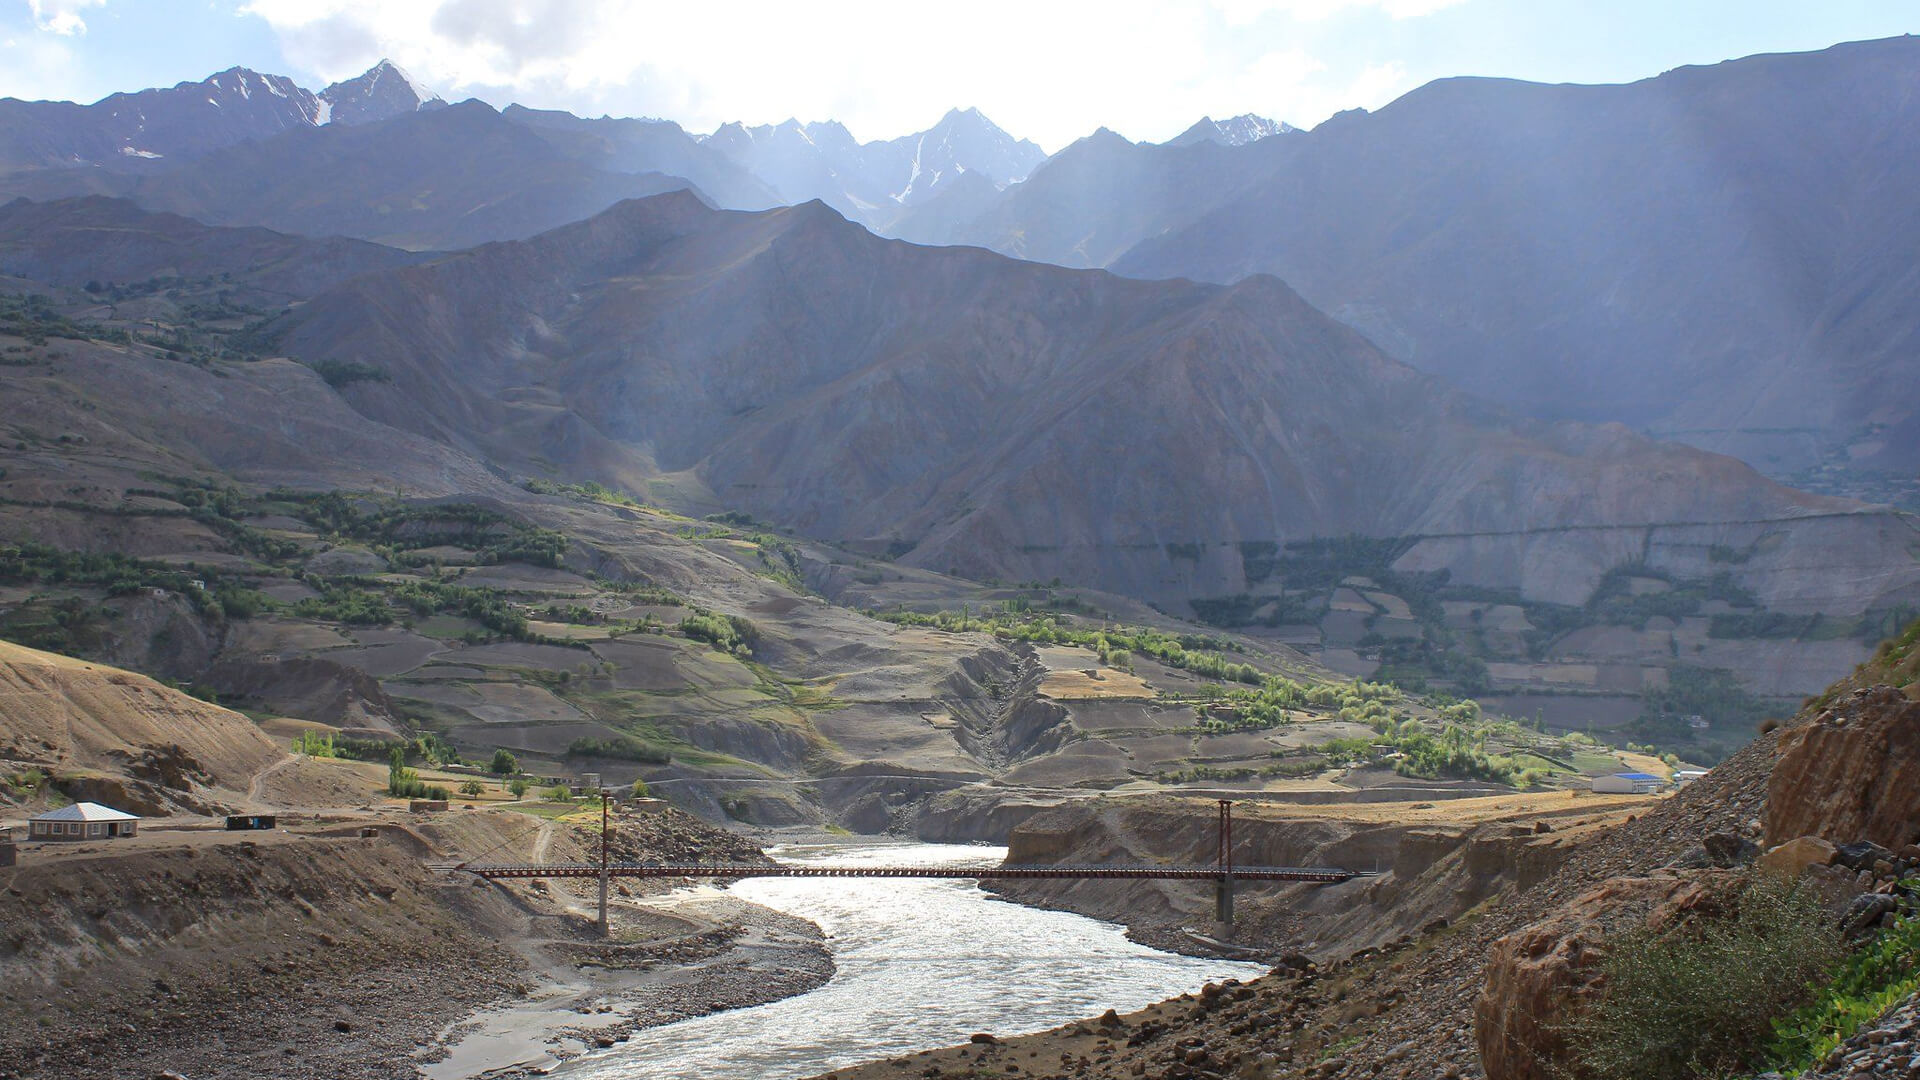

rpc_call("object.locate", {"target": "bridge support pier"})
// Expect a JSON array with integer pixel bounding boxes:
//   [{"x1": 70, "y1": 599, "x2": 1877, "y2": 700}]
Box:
[{"x1": 1214, "y1": 873, "x2": 1234, "y2": 936}]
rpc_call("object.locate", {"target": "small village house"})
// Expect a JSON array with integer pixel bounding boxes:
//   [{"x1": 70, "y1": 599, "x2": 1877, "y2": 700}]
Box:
[{"x1": 28, "y1": 802, "x2": 140, "y2": 840}]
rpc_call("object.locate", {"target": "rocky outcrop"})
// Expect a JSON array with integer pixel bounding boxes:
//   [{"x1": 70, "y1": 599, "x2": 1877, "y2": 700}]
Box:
[
  {"x1": 1474, "y1": 873, "x2": 1727, "y2": 1080},
  {"x1": 1766, "y1": 685, "x2": 1920, "y2": 850}
]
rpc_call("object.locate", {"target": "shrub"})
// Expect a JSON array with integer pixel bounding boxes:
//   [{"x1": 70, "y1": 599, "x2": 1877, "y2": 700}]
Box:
[
  {"x1": 545, "y1": 784, "x2": 573, "y2": 801},
  {"x1": 459, "y1": 779, "x2": 485, "y2": 797},
  {"x1": 305, "y1": 359, "x2": 390, "y2": 388},
  {"x1": 489, "y1": 748, "x2": 519, "y2": 775},
  {"x1": 1563, "y1": 873, "x2": 1844, "y2": 1080},
  {"x1": 630, "y1": 778, "x2": 650, "y2": 798},
  {"x1": 566, "y1": 735, "x2": 671, "y2": 764}
]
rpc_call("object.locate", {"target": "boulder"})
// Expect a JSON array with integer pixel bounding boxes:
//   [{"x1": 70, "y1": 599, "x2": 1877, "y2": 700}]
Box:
[
  {"x1": 1766, "y1": 686, "x2": 1920, "y2": 850},
  {"x1": 1758, "y1": 836, "x2": 1839, "y2": 879},
  {"x1": 1833, "y1": 841, "x2": 1896, "y2": 872},
  {"x1": 1704, "y1": 831, "x2": 1761, "y2": 868},
  {"x1": 1475, "y1": 873, "x2": 1724, "y2": 1080}
]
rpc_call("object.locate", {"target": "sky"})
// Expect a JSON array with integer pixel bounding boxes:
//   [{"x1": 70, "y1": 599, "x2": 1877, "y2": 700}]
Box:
[{"x1": 2, "y1": 0, "x2": 1916, "y2": 150}]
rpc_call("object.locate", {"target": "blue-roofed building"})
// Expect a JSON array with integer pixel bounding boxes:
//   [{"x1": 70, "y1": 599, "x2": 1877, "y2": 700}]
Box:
[{"x1": 1591, "y1": 772, "x2": 1665, "y2": 794}]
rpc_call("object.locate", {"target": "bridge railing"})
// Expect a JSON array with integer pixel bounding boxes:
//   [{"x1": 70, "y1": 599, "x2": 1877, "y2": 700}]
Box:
[{"x1": 428, "y1": 862, "x2": 1369, "y2": 883}]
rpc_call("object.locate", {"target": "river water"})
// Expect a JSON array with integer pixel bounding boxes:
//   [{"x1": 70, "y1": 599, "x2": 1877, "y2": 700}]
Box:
[{"x1": 562, "y1": 842, "x2": 1265, "y2": 1080}]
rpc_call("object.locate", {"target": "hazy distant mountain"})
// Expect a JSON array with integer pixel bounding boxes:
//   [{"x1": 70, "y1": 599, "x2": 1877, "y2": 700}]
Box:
[
  {"x1": 1111, "y1": 36, "x2": 1920, "y2": 481},
  {"x1": 317, "y1": 60, "x2": 446, "y2": 126},
  {"x1": 1166, "y1": 114, "x2": 1296, "y2": 147},
  {"x1": 0, "y1": 196, "x2": 424, "y2": 298},
  {"x1": 0, "y1": 60, "x2": 451, "y2": 176},
  {"x1": 0, "y1": 102, "x2": 696, "y2": 250},
  {"x1": 265, "y1": 192, "x2": 1920, "y2": 615},
  {"x1": 895, "y1": 126, "x2": 1274, "y2": 267},
  {"x1": 502, "y1": 105, "x2": 782, "y2": 211},
  {"x1": 701, "y1": 107, "x2": 1045, "y2": 228},
  {"x1": 0, "y1": 67, "x2": 320, "y2": 173}
]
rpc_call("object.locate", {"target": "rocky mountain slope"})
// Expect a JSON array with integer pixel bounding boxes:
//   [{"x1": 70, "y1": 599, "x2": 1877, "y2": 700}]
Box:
[
  {"x1": 0, "y1": 102, "x2": 695, "y2": 250},
  {"x1": 0, "y1": 60, "x2": 445, "y2": 174},
  {"x1": 1166, "y1": 114, "x2": 1297, "y2": 147},
  {"x1": 265, "y1": 192, "x2": 1920, "y2": 619},
  {"x1": 0, "y1": 195, "x2": 425, "y2": 297},
  {"x1": 702, "y1": 107, "x2": 1044, "y2": 229},
  {"x1": 0, "y1": 639, "x2": 281, "y2": 810},
  {"x1": 918, "y1": 36, "x2": 1920, "y2": 494},
  {"x1": 317, "y1": 59, "x2": 446, "y2": 126}
]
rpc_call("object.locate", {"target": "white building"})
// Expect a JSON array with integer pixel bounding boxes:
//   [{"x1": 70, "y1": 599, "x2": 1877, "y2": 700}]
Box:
[
  {"x1": 1591, "y1": 772, "x2": 1664, "y2": 795},
  {"x1": 29, "y1": 802, "x2": 140, "y2": 841}
]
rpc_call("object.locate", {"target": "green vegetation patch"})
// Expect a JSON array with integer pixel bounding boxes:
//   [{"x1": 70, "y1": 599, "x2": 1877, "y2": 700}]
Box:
[
  {"x1": 869, "y1": 604, "x2": 1262, "y2": 684},
  {"x1": 1564, "y1": 873, "x2": 1849, "y2": 1080}
]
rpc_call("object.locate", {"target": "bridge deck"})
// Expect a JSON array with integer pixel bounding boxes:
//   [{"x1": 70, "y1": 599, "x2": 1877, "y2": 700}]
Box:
[{"x1": 430, "y1": 862, "x2": 1364, "y2": 882}]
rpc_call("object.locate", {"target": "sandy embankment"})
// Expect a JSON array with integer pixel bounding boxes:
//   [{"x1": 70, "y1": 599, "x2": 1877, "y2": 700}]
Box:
[{"x1": 427, "y1": 884, "x2": 833, "y2": 1078}]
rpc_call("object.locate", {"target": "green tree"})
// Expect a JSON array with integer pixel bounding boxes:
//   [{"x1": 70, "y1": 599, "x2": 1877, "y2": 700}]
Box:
[
  {"x1": 545, "y1": 783, "x2": 573, "y2": 801},
  {"x1": 630, "y1": 778, "x2": 651, "y2": 799},
  {"x1": 459, "y1": 779, "x2": 485, "y2": 797},
  {"x1": 387, "y1": 746, "x2": 413, "y2": 794},
  {"x1": 489, "y1": 748, "x2": 518, "y2": 776},
  {"x1": 508, "y1": 778, "x2": 530, "y2": 799}
]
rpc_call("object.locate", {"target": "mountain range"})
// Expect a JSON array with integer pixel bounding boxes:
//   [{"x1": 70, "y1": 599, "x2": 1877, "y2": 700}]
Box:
[
  {"x1": 257, "y1": 191, "x2": 1920, "y2": 615},
  {"x1": 909, "y1": 37, "x2": 1920, "y2": 496},
  {"x1": 0, "y1": 59, "x2": 442, "y2": 174},
  {"x1": 3, "y1": 38, "x2": 1920, "y2": 723}
]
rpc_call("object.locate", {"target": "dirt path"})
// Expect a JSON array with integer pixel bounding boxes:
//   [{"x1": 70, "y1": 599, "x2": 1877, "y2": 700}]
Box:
[{"x1": 246, "y1": 752, "x2": 298, "y2": 805}]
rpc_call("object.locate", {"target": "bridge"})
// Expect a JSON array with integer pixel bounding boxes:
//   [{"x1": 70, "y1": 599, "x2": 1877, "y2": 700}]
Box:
[
  {"x1": 430, "y1": 799, "x2": 1368, "y2": 935},
  {"x1": 433, "y1": 863, "x2": 1360, "y2": 883}
]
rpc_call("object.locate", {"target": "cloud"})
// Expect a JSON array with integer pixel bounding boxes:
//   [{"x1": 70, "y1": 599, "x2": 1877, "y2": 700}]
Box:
[
  {"x1": 27, "y1": 0, "x2": 106, "y2": 35},
  {"x1": 0, "y1": 31, "x2": 83, "y2": 100},
  {"x1": 1211, "y1": 0, "x2": 1466, "y2": 25},
  {"x1": 238, "y1": 0, "x2": 1431, "y2": 147}
]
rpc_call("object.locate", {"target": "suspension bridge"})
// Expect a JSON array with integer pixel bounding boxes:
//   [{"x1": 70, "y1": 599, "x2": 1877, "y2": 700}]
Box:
[{"x1": 430, "y1": 800, "x2": 1369, "y2": 934}]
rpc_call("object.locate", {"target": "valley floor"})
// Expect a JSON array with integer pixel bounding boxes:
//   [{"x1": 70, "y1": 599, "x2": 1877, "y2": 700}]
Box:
[{"x1": 0, "y1": 807, "x2": 833, "y2": 1080}]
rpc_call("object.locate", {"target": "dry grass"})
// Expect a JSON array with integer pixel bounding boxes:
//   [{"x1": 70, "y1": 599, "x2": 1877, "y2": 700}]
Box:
[{"x1": 1039, "y1": 667, "x2": 1155, "y2": 700}]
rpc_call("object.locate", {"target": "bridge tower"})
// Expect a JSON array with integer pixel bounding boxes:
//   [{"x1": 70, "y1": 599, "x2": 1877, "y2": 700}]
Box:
[
  {"x1": 1214, "y1": 798, "x2": 1234, "y2": 934},
  {"x1": 597, "y1": 789, "x2": 612, "y2": 938}
]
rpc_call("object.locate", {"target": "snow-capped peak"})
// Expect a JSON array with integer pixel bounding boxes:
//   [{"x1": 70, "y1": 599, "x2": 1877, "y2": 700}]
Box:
[
  {"x1": 318, "y1": 59, "x2": 446, "y2": 126},
  {"x1": 1166, "y1": 113, "x2": 1298, "y2": 148}
]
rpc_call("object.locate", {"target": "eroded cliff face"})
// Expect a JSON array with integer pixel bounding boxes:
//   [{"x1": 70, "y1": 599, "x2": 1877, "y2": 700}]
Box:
[
  {"x1": 1767, "y1": 685, "x2": 1920, "y2": 850},
  {"x1": 994, "y1": 795, "x2": 1634, "y2": 958}
]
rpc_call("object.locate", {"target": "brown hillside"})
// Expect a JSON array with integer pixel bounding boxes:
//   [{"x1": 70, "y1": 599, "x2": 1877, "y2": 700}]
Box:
[
  {"x1": 0, "y1": 638, "x2": 282, "y2": 794},
  {"x1": 268, "y1": 193, "x2": 1920, "y2": 613}
]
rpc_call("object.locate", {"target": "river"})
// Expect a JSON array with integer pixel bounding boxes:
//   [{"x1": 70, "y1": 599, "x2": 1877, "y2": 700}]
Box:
[{"x1": 560, "y1": 842, "x2": 1266, "y2": 1080}]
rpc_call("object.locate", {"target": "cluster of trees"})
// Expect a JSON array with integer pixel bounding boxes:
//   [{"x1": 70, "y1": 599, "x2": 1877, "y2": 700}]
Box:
[
  {"x1": 677, "y1": 610, "x2": 756, "y2": 655},
  {"x1": 292, "y1": 577, "x2": 584, "y2": 647},
  {"x1": 386, "y1": 748, "x2": 450, "y2": 801},
  {"x1": 565, "y1": 735, "x2": 672, "y2": 764},
  {"x1": 278, "y1": 493, "x2": 569, "y2": 569},
  {"x1": 870, "y1": 606, "x2": 1262, "y2": 684}
]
